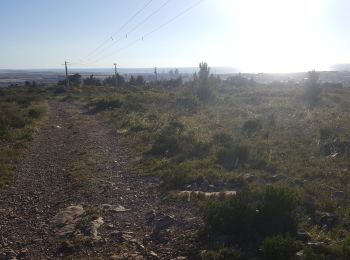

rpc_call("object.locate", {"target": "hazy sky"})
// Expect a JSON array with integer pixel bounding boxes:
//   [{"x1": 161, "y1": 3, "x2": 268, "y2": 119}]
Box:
[{"x1": 1, "y1": 0, "x2": 350, "y2": 72}]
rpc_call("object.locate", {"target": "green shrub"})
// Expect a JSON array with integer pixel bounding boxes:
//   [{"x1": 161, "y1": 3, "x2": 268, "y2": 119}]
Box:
[
  {"x1": 196, "y1": 62, "x2": 214, "y2": 102},
  {"x1": 241, "y1": 119, "x2": 262, "y2": 137},
  {"x1": 176, "y1": 96, "x2": 199, "y2": 111},
  {"x1": 201, "y1": 247, "x2": 245, "y2": 260},
  {"x1": 16, "y1": 97, "x2": 33, "y2": 107},
  {"x1": 343, "y1": 236, "x2": 350, "y2": 259},
  {"x1": 90, "y1": 97, "x2": 122, "y2": 112},
  {"x1": 28, "y1": 108, "x2": 42, "y2": 119},
  {"x1": 148, "y1": 121, "x2": 208, "y2": 160},
  {"x1": 202, "y1": 187, "x2": 299, "y2": 243},
  {"x1": 250, "y1": 157, "x2": 269, "y2": 170},
  {"x1": 304, "y1": 70, "x2": 322, "y2": 106},
  {"x1": 149, "y1": 131, "x2": 191, "y2": 157},
  {"x1": 212, "y1": 133, "x2": 234, "y2": 147},
  {"x1": 216, "y1": 145, "x2": 249, "y2": 170},
  {"x1": 319, "y1": 127, "x2": 336, "y2": 142},
  {"x1": 54, "y1": 85, "x2": 67, "y2": 94},
  {"x1": 202, "y1": 188, "x2": 259, "y2": 241},
  {"x1": 0, "y1": 105, "x2": 27, "y2": 134},
  {"x1": 0, "y1": 164, "x2": 13, "y2": 187},
  {"x1": 303, "y1": 247, "x2": 325, "y2": 260},
  {"x1": 257, "y1": 186, "x2": 298, "y2": 236},
  {"x1": 9, "y1": 115, "x2": 26, "y2": 128},
  {"x1": 161, "y1": 167, "x2": 194, "y2": 190},
  {"x1": 191, "y1": 141, "x2": 212, "y2": 159},
  {"x1": 122, "y1": 96, "x2": 145, "y2": 112},
  {"x1": 261, "y1": 235, "x2": 298, "y2": 260}
]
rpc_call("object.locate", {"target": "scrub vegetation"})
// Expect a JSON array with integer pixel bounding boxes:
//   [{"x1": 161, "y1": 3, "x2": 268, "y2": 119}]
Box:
[
  {"x1": 0, "y1": 85, "x2": 48, "y2": 187},
  {"x1": 2, "y1": 63, "x2": 350, "y2": 258}
]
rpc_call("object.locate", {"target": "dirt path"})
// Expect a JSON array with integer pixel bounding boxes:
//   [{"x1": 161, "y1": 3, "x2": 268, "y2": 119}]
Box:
[{"x1": 0, "y1": 102, "x2": 201, "y2": 259}]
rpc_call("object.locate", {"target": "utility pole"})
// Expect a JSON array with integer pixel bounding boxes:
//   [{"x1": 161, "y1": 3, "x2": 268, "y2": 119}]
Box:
[
  {"x1": 64, "y1": 61, "x2": 70, "y2": 88},
  {"x1": 113, "y1": 63, "x2": 118, "y2": 87}
]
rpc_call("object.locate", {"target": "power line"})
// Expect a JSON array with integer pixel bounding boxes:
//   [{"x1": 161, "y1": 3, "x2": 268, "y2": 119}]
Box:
[
  {"x1": 110, "y1": 0, "x2": 153, "y2": 39},
  {"x1": 92, "y1": 0, "x2": 204, "y2": 64},
  {"x1": 79, "y1": 0, "x2": 153, "y2": 62},
  {"x1": 85, "y1": 0, "x2": 172, "y2": 64},
  {"x1": 143, "y1": 0, "x2": 204, "y2": 39},
  {"x1": 127, "y1": 0, "x2": 172, "y2": 36}
]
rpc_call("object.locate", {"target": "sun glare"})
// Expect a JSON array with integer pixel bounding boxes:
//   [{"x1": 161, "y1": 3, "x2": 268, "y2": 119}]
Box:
[{"x1": 218, "y1": 0, "x2": 330, "y2": 72}]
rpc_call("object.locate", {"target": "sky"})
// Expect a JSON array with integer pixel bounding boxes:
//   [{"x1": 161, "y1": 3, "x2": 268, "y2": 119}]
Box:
[{"x1": 1, "y1": 0, "x2": 350, "y2": 72}]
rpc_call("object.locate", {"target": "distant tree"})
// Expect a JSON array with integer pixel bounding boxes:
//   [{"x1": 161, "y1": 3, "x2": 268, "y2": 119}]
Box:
[
  {"x1": 68, "y1": 73, "x2": 82, "y2": 86},
  {"x1": 158, "y1": 77, "x2": 183, "y2": 88},
  {"x1": 26, "y1": 80, "x2": 39, "y2": 93},
  {"x1": 102, "y1": 74, "x2": 125, "y2": 87},
  {"x1": 57, "y1": 80, "x2": 65, "y2": 86},
  {"x1": 227, "y1": 74, "x2": 255, "y2": 87},
  {"x1": 304, "y1": 70, "x2": 322, "y2": 106},
  {"x1": 168, "y1": 69, "x2": 174, "y2": 79},
  {"x1": 83, "y1": 74, "x2": 101, "y2": 86},
  {"x1": 154, "y1": 67, "x2": 158, "y2": 81},
  {"x1": 116, "y1": 73, "x2": 125, "y2": 86},
  {"x1": 135, "y1": 75, "x2": 145, "y2": 85},
  {"x1": 197, "y1": 62, "x2": 213, "y2": 101},
  {"x1": 174, "y1": 68, "x2": 179, "y2": 77},
  {"x1": 129, "y1": 75, "x2": 136, "y2": 85}
]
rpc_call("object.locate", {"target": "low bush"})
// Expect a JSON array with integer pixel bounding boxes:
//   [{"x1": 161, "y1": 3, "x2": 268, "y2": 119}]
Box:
[
  {"x1": 201, "y1": 247, "x2": 246, "y2": 260},
  {"x1": 15, "y1": 96, "x2": 35, "y2": 107},
  {"x1": 343, "y1": 236, "x2": 350, "y2": 259},
  {"x1": 249, "y1": 156, "x2": 270, "y2": 170},
  {"x1": 28, "y1": 109, "x2": 41, "y2": 119},
  {"x1": 261, "y1": 235, "x2": 299, "y2": 260},
  {"x1": 0, "y1": 164, "x2": 13, "y2": 188},
  {"x1": 303, "y1": 247, "x2": 325, "y2": 260},
  {"x1": 0, "y1": 88, "x2": 47, "y2": 189},
  {"x1": 241, "y1": 119, "x2": 262, "y2": 137},
  {"x1": 319, "y1": 127, "x2": 337, "y2": 142},
  {"x1": 89, "y1": 97, "x2": 122, "y2": 112},
  {"x1": 202, "y1": 186, "x2": 299, "y2": 243},
  {"x1": 54, "y1": 85, "x2": 66, "y2": 94},
  {"x1": 212, "y1": 133, "x2": 234, "y2": 147},
  {"x1": 161, "y1": 167, "x2": 194, "y2": 190},
  {"x1": 148, "y1": 121, "x2": 210, "y2": 160},
  {"x1": 148, "y1": 130, "x2": 193, "y2": 157},
  {"x1": 83, "y1": 75, "x2": 101, "y2": 86},
  {"x1": 122, "y1": 100, "x2": 144, "y2": 112},
  {"x1": 303, "y1": 70, "x2": 323, "y2": 106},
  {"x1": 257, "y1": 186, "x2": 298, "y2": 236},
  {"x1": 216, "y1": 145, "x2": 249, "y2": 170},
  {"x1": 0, "y1": 105, "x2": 26, "y2": 136},
  {"x1": 202, "y1": 188, "x2": 258, "y2": 242},
  {"x1": 176, "y1": 96, "x2": 199, "y2": 112},
  {"x1": 191, "y1": 141, "x2": 212, "y2": 159}
]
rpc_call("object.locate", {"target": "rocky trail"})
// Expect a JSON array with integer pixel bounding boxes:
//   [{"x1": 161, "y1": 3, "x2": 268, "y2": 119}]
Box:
[{"x1": 0, "y1": 102, "x2": 201, "y2": 259}]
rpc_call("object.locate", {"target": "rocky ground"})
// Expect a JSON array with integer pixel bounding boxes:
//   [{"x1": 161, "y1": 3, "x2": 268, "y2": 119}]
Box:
[{"x1": 0, "y1": 101, "x2": 202, "y2": 259}]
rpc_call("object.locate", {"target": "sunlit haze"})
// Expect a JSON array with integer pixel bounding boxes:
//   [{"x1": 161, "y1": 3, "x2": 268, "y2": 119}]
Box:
[{"x1": 1, "y1": 0, "x2": 349, "y2": 72}]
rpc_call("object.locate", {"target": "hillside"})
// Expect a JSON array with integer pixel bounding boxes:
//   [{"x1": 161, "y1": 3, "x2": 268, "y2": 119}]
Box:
[{"x1": 1, "y1": 74, "x2": 350, "y2": 259}]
